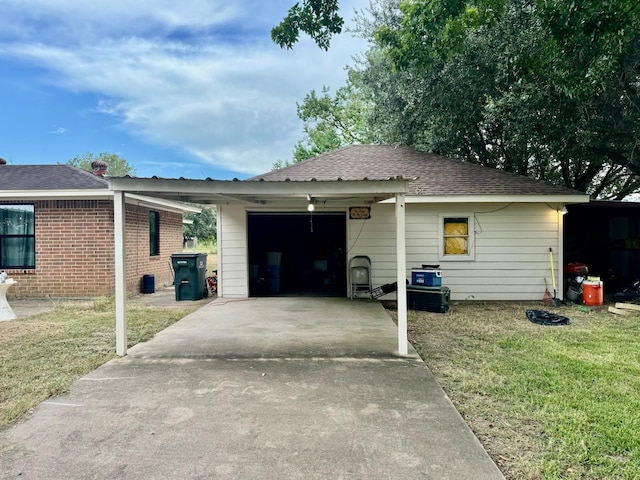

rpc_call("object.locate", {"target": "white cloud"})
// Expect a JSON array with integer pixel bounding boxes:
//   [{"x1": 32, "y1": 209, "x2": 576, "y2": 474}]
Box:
[{"x1": 0, "y1": 0, "x2": 370, "y2": 175}]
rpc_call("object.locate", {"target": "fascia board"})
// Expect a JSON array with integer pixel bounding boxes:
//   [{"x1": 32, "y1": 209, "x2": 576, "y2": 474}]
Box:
[
  {"x1": 0, "y1": 190, "x2": 112, "y2": 200},
  {"x1": 380, "y1": 194, "x2": 591, "y2": 204},
  {"x1": 109, "y1": 178, "x2": 409, "y2": 197}
]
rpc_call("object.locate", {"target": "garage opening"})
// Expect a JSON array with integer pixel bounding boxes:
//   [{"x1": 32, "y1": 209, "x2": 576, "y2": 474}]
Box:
[{"x1": 248, "y1": 212, "x2": 347, "y2": 297}]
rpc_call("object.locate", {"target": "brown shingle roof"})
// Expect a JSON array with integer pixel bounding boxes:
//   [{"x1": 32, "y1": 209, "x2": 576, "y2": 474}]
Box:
[
  {"x1": 250, "y1": 145, "x2": 582, "y2": 197},
  {"x1": 0, "y1": 165, "x2": 109, "y2": 191}
]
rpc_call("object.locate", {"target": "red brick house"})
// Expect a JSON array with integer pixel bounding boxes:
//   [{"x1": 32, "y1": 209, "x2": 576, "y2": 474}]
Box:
[{"x1": 0, "y1": 164, "x2": 197, "y2": 298}]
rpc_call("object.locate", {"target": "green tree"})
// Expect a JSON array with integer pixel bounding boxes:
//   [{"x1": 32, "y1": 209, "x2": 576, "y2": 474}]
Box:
[
  {"x1": 360, "y1": 0, "x2": 640, "y2": 199},
  {"x1": 66, "y1": 152, "x2": 136, "y2": 177},
  {"x1": 272, "y1": 0, "x2": 344, "y2": 50},
  {"x1": 183, "y1": 207, "x2": 217, "y2": 244},
  {"x1": 293, "y1": 69, "x2": 377, "y2": 162},
  {"x1": 279, "y1": 0, "x2": 640, "y2": 198}
]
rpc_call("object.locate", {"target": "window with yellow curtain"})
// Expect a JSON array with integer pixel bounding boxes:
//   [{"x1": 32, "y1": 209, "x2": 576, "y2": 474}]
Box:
[{"x1": 443, "y1": 217, "x2": 469, "y2": 255}]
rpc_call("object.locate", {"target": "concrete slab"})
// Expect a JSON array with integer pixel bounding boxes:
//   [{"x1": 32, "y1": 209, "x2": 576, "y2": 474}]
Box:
[{"x1": 0, "y1": 297, "x2": 504, "y2": 480}]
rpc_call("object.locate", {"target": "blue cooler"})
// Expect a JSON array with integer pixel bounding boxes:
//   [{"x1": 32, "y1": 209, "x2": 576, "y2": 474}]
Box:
[{"x1": 411, "y1": 268, "x2": 442, "y2": 286}]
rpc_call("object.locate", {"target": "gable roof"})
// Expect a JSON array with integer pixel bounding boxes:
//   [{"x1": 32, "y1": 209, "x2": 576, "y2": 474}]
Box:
[
  {"x1": 0, "y1": 165, "x2": 109, "y2": 191},
  {"x1": 250, "y1": 144, "x2": 584, "y2": 198}
]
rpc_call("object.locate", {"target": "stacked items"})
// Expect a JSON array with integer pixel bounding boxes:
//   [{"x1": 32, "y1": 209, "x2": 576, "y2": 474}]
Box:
[{"x1": 407, "y1": 265, "x2": 450, "y2": 313}]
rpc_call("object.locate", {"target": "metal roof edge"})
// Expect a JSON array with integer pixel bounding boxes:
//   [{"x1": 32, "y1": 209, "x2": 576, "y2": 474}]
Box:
[{"x1": 379, "y1": 194, "x2": 591, "y2": 204}]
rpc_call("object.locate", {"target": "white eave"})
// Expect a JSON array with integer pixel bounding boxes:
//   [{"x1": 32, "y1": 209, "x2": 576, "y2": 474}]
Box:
[
  {"x1": 124, "y1": 193, "x2": 201, "y2": 214},
  {"x1": 380, "y1": 194, "x2": 591, "y2": 204},
  {"x1": 0, "y1": 189, "x2": 113, "y2": 200},
  {"x1": 0, "y1": 189, "x2": 201, "y2": 214}
]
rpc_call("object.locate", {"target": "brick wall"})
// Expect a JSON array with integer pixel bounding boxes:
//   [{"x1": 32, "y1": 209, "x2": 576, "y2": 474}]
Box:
[
  {"x1": 124, "y1": 204, "x2": 184, "y2": 294},
  {"x1": 2, "y1": 200, "x2": 183, "y2": 298}
]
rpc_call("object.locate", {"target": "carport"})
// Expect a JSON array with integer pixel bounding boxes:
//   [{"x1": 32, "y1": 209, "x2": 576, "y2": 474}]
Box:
[{"x1": 107, "y1": 177, "x2": 410, "y2": 357}]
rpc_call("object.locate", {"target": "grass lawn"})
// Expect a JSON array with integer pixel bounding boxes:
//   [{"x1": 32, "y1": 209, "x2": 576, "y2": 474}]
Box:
[
  {"x1": 0, "y1": 298, "x2": 200, "y2": 428},
  {"x1": 387, "y1": 301, "x2": 640, "y2": 480}
]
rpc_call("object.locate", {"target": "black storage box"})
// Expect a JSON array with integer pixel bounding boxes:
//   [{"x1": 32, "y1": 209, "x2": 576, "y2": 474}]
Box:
[{"x1": 407, "y1": 285, "x2": 451, "y2": 313}]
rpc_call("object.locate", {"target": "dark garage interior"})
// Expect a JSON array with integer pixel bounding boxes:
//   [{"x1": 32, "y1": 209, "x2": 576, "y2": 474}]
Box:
[
  {"x1": 565, "y1": 201, "x2": 640, "y2": 297},
  {"x1": 247, "y1": 212, "x2": 347, "y2": 297}
]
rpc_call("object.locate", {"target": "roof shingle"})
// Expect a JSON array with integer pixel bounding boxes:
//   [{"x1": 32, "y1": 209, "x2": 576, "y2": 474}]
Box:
[
  {"x1": 250, "y1": 145, "x2": 583, "y2": 197},
  {"x1": 0, "y1": 165, "x2": 109, "y2": 191}
]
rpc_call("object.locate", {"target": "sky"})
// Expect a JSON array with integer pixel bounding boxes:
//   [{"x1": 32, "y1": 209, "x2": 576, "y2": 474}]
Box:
[{"x1": 0, "y1": 0, "x2": 370, "y2": 180}]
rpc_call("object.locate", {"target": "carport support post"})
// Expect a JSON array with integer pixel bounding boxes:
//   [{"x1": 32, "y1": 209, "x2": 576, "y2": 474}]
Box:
[
  {"x1": 396, "y1": 193, "x2": 408, "y2": 355},
  {"x1": 114, "y1": 190, "x2": 128, "y2": 356}
]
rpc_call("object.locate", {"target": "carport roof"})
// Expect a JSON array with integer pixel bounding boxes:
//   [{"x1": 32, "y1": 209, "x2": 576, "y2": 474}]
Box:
[{"x1": 108, "y1": 176, "x2": 410, "y2": 207}]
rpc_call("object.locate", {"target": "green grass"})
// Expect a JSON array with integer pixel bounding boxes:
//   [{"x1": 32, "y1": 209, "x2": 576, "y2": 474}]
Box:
[
  {"x1": 396, "y1": 302, "x2": 640, "y2": 480},
  {"x1": 0, "y1": 299, "x2": 199, "y2": 427},
  {"x1": 183, "y1": 241, "x2": 217, "y2": 275}
]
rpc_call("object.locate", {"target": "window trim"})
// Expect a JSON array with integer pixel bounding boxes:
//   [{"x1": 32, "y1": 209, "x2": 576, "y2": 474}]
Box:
[
  {"x1": 438, "y1": 213, "x2": 475, "y2": 261},
  {"x1": 0, "y1": 203, "x2": 36, "y2": 269},
  {"x1": 149, "y1": 210, "x2": 160, "y2": 256}
]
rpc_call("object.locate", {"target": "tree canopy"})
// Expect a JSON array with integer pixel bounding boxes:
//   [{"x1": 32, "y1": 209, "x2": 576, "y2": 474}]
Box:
[
  {"x1": 283, "y1": 0, "x2": 640, "y2": 199},
  {"x1": 272, "y1": 0, "x2": 344, "y2": 50},
  {"x1": 183, "y1": 208, "x2": 217, "y2": 244},
  {"x1": 65, "y1": 152, "x2": 136, "y2": 177}
]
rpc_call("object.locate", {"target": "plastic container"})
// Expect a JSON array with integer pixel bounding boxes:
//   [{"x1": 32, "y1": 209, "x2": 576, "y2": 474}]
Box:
[
  {"x1": 411, "y1": 268, "x2": 442, "y2": 286},
  {"x1": 407, "y1": 285, "x2": 450, "y2": 313},
  {"x1": 171, "y1": 253, "x2": 207, "y2": 301},
  {"x1": 582, "y1": 280, "x2": 603, "y2": 306},
  {"x1": 142, "y1": 274, "x2": 155, "y2": 294}
]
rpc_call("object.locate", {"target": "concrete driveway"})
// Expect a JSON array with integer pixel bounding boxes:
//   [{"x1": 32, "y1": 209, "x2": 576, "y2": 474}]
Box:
[{"x1": 0, "y1": 297, "x2": 504, "y2": 480}]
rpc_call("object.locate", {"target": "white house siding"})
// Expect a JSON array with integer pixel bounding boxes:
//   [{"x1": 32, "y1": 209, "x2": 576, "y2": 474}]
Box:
[
  {"x1": 348, "y1": 202, "x2": 562, "y2": 301},
  {"x1": 217, "y1": 204, "x2": 249, "y2": 298}
]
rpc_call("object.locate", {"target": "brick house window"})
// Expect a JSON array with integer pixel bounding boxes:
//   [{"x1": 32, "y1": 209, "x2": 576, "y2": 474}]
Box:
[
  {"x1": 439, "y1": 214, "x2": 475, "y2": 261},
  {"x1": 0, "y1": 204, "x2": 35, "y2": 268},
  {"x1": 149, "y1": 210, "x2": 160, "y2": 256}
]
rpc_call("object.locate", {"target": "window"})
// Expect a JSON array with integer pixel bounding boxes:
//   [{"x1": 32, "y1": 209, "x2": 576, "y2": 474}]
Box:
[
  {"x1": 439, "y1": 214, "x2": 475, "y2": 260},
  {"x1": 0, "y1": 204, "x2": 35, "y2": 268},
  {"x1": 149, "y1": 211, "x2": 160, "y2": 256}
]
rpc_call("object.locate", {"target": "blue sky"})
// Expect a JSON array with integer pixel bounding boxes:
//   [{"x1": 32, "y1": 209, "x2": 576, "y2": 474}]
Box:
[{"x1": 0, "y1": 0, "x2": 369, "y2": 180}]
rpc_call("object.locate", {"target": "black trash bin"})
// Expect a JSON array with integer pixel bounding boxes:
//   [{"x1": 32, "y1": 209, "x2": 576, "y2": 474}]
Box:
[
  {"x1": 142, "y1": 274, "x2": 155, "y2": 294},
  {"x1": 171, "y1": 253, "x2": 208, "y2": 301}
]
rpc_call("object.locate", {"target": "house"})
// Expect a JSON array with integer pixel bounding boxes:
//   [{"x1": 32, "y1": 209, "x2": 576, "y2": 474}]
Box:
[
  {"x1": 111, "y1": 144, "x2": 589, "y2": 303},
  {"x1": 229, "y1": 145, "x2": 590, "y2": 301},
  {"x1": 104, "y1": 144, "x2": 589, "y2": 355},
  {"x1": 0, "y1": 163, "x2": 198, "y2": 298}
]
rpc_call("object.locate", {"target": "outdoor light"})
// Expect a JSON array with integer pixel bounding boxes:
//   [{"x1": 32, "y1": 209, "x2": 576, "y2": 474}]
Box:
[
  {"x1": 559, "y1": 206, "x2": 568, "y2": 215},
  {"x1": 307, "y1": 194, "x2": 315, "y2": 212}
]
